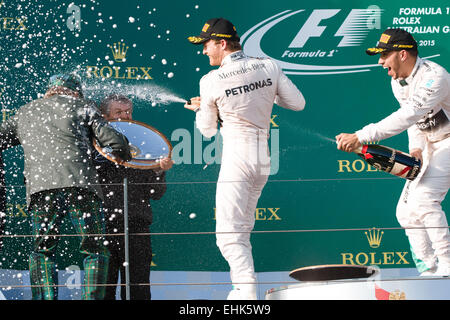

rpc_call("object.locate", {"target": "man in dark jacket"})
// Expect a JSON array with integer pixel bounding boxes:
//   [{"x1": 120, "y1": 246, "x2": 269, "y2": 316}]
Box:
[
  {"x1": 0, "y1": 74, "x2": 132, "y2": 300},
  {"x1": 94, "y1": 94, "x2": 173, "y2": 300}
]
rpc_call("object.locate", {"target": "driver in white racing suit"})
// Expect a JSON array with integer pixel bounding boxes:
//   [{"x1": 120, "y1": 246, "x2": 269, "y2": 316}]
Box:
[
  {"x1": 185, "y1": 18, "x2": 305, "y2": 299},
  {"x1": 337, "y1": 28, "x2": 450, "y2": 276}
]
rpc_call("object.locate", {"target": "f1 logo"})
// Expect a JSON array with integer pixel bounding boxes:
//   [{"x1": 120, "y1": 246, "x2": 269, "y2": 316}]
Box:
[
  {"x1": 288, "y1": 6, "x2": 382, "y2": 48},
  {"x1": 289, "y1": 9, "x2": 339, "y2": 48}
]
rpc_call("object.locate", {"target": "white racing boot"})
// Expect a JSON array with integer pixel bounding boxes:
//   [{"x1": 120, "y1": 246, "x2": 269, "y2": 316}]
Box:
[
  {"x1": 420, "y1": 267, "x2": 437, "y2": 276},
  {"x1": 434, "y1": 264, "x2": 450, "y2": 277},
  {"x1": 434, "y1": 256, "x2": 450, "y2": 277}
]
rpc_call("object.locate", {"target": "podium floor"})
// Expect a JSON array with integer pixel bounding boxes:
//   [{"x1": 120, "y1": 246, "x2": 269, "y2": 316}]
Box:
[{"x1": 265, "y1": 276, "x2": 450, "y2": 300}]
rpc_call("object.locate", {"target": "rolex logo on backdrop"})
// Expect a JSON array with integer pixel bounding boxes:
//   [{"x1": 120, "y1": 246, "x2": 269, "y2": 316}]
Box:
[
  {"x1": 365, "y1": 227, "x2": 383, "y2": 248},
  {"x1": 340, "y1": 227, "x2": 411, "y2": 266},
  {"x1": 337, "y1": 141, "x2": 380, "y2": 173},
  {"x1": 109, "y1": 42, "x2": 129, "y2": 62},
  {"x1": 86, "y1": 41, "x2": 153, "y2": 80},
  {"x1": 213, "y1": 207, "x2": 282, "y2": 221},
  {"x1": 0, "y1": 1, "x2": 27, "y2": 31}
]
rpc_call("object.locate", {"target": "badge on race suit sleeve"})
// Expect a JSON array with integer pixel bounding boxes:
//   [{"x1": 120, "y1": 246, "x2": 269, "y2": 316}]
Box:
[
  {"x1": 425, "y1": 79, "x2": 435, "y2": 88},
  {"x1": 412, "y1": 78, "x2": 438, "y2": 110}
]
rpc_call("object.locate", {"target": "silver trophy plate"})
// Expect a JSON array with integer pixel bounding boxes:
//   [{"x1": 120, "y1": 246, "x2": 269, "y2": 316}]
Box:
[{"x1": 94, "y1": 120, "x2": 172, "y2": 169}]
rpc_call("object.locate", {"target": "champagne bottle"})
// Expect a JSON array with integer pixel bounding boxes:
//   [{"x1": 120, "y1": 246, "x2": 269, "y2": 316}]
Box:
[{"x1": 354, "y1": 144, "x2": 421, "y2": 181}]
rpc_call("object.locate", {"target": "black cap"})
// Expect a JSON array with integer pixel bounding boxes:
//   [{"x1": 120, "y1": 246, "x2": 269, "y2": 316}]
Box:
[
  {"x1": 366, "y1": 28, "x2": 417, "y2": 55},
  {"x1": 188, "y1": 18, "x2": 240, "y2": 45}
]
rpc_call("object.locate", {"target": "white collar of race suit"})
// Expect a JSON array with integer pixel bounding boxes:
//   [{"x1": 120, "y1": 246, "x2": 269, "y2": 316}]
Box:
[
  {"x1": 397, "y1": 57, "x2": 422, "y2": 87},
  {"x1": 221, "y1": 50, "x2": 246, "y2": 67}
]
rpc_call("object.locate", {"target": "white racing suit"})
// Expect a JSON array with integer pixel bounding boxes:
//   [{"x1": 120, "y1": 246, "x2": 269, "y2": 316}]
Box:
[
  {"x1": 196, "y1": 51, "x2": 305, "y2": 298},
  {"x1": 356, "y1": 57, "x2": 450, "y2": 273}
]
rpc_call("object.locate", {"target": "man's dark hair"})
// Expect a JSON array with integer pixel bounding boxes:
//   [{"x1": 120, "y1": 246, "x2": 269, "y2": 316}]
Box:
[
  {"x1": 226, "y1": 40, "x2": 242, "y2": 51},
  {"x1": 214, "y1": 39, "x2": 242, "y2": 52}
]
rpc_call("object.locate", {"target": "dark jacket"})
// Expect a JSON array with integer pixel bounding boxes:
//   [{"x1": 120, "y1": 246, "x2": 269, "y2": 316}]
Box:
[
  {"x1": 93, "y1": 151, "x2": 166, "y2": 225},
  {"x1": 0, "y1": 94, "x2": 132, "y2": 205}
]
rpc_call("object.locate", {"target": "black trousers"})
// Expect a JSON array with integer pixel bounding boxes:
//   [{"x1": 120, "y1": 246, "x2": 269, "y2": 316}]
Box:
[{"x1": 104, "y1": 216, "x2": 152, "y2": 300}]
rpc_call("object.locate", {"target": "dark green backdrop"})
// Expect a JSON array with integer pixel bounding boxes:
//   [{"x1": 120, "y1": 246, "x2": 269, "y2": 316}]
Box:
[{"x1": 1, "y1": 0, "x2": 449, "y2": 273}]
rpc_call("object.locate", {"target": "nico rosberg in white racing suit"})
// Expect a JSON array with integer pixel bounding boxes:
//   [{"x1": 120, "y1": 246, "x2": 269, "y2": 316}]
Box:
[
  {"x1": 186, "y1": 18, "x2": 305, "y2": 299},
  {"x1": 337, "y1": 28, "x2": 450, "y2": 276}
]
